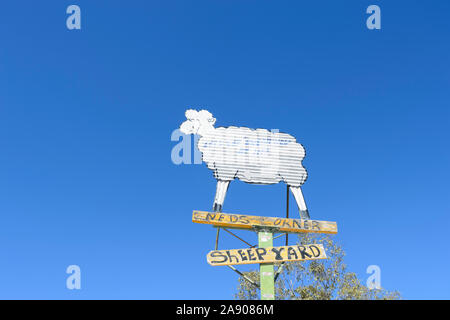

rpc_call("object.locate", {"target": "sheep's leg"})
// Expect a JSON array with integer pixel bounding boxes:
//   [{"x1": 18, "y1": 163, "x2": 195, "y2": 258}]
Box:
[
  {"x1": 213, "y1": 180, "x2": 230, "y2": 212},
  {"x1": 289, "y1": 186, "x2": 310, "y2": 220}
]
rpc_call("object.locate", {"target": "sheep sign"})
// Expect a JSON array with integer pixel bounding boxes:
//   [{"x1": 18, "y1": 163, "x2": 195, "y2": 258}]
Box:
[
  {"x1": 179, "y1": 109, "x2": 310, "y2": 219},
  {"x1": 179, "y1": 108, "x2": 337, "y2": 300}
]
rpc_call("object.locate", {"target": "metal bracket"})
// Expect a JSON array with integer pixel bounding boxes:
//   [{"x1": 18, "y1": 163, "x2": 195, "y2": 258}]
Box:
[
  {"x1": 252, "y1": 226, "x2": 280, "y2": 234},
  {"x1": 274, "y1": 262, "x2": 285, "y2": 282},
  {"x1": 227, "y1": 265, "x2": 260, "y2": 289},
  {"x1": 273, "y1": 232, "x2": 287, "y2": 240},
  {"x1": 213, "y1": 227, "x2": 260, "y2": 289},
  {"x1": 214, "y1": 226, "x2": 256, "y2": 248},
  {"x1": 223, "y1": 228, "x2": 255, "y2": 247}
]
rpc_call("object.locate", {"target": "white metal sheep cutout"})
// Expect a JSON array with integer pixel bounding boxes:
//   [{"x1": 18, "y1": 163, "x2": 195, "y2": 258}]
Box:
[{"x1": 180, "y1": 109, "x2": 310, "y2": 219}]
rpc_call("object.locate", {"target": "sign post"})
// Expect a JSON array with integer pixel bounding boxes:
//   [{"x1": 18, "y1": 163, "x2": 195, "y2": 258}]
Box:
[
  {"x1": 258, "y1": 230, "x2": 274, "y2": 300},
  {"x1": 200, "y1": 211, "x2": 334, "y2": 300},
  {"x1": 178, "y1": 109, "x2": 337, "y2": 300}
]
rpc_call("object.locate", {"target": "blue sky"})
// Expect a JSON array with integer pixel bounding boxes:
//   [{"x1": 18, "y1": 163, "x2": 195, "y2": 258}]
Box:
[{"x1": 0, "y1": 1, "x2": 449, "y2": 299}]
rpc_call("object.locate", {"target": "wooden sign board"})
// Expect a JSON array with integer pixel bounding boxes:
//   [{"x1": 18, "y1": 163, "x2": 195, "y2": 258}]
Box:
[
  {"x1": 193, "y1": 211, "x2": 337, "y2": 234},
  {"x1": 207, "y1": 244, "x2": 327, "y2": 266}
]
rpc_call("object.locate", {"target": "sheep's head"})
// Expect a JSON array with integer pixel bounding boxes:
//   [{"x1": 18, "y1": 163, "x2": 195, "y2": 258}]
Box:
[{"x1": 180, "y1": 109, "x2": 216, "y2": 136}]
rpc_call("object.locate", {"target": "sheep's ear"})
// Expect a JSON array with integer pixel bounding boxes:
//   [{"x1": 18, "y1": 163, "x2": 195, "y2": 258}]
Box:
[
  {"x1": 198, "y1": 109, "x2": 213, "y2": 117},
  {"x1": 185, "y1": 109, "x2": 198, "y2": 120},
  {"x1": 198, "y1": 110, "x2": 214, "y2": 119}
]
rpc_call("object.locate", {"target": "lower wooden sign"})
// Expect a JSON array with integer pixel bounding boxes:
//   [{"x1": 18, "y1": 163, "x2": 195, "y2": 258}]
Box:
[
  {"x1": 193, "y1": 210, "x2": 337, "y2": 234},
  {"x1": 207, "y1": 244, "x2": 327, "y2": 266}
]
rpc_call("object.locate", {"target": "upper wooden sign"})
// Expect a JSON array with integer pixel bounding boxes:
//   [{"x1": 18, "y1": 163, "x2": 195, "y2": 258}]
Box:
[
  {"x1": 207, "y1": 244, "x2": 327, "y2": 266},
  {"x1": 192, "y1": 211, "x2": 337, "y2": 234}
]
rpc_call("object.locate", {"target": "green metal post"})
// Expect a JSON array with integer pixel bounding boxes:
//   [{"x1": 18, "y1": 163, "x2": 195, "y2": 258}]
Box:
[{"x1": 259, "y1": 230, "x2": 274, "y2": 300}]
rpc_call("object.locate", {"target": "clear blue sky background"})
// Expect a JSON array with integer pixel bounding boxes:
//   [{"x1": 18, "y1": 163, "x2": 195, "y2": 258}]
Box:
[{"x1": 0, "y1": 1, "x2": 449, "y2": 299}]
